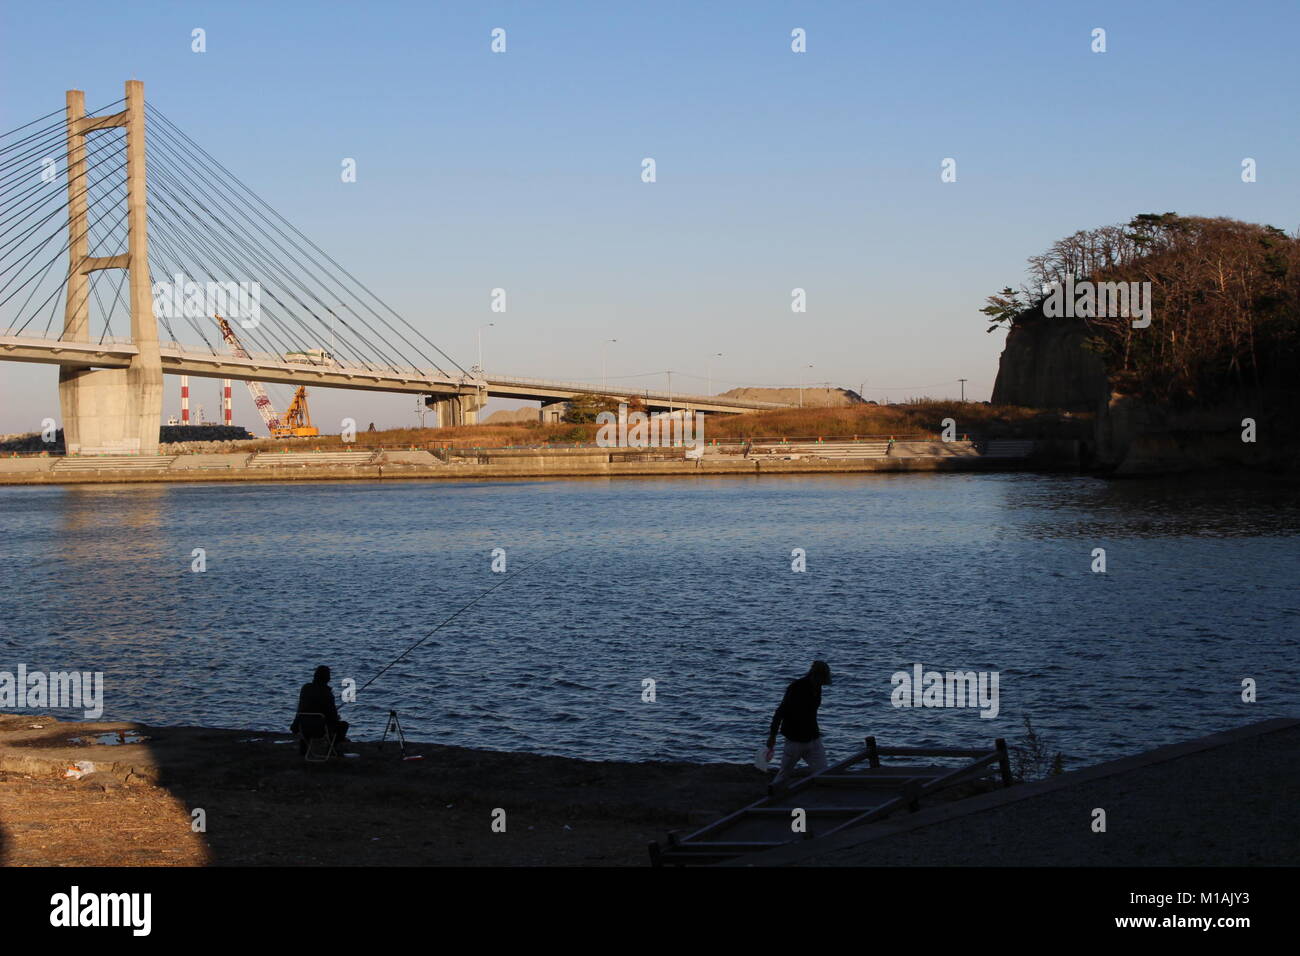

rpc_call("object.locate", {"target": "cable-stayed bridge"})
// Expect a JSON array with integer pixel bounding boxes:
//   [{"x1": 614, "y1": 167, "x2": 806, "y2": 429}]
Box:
[{"x1": 0, "y1": 82, "x2": 784, "y2": 453}]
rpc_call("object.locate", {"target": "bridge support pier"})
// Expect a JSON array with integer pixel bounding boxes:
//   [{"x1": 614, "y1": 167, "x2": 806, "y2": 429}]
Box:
[
  {"x1": 428, "y1": 390, "x2": 487, "y2": 428},
  {"x1": 59, "y1": 367, "x2": 162, "y2": 455}
]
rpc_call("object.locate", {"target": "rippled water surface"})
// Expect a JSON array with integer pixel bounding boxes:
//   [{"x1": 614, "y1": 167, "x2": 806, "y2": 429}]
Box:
[{"x1": 2, "y1": 474, "x2": 1297, "y2": 765}]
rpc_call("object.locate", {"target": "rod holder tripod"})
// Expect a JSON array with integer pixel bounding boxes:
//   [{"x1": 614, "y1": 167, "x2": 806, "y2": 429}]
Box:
[{"x1": 379, "y1": 709, "x2": 408, "y2": 756}]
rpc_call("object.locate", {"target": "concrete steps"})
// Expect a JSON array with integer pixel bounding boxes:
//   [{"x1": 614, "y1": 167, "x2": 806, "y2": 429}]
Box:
[
  {"x1": 248, "y1": 450, "x2": 378, "y2": 467},
  {"x1": 756, "y1": 442, "x2": 890, "y2": 459},
  {"x1": 53, "y1": 455, "x2": 177, "y2": 472}
]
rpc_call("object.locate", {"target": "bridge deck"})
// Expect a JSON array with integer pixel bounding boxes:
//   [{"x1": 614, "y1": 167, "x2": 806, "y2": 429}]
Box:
[{"x1": 1, "y1": 332, "x2": 787, "y2": 412}]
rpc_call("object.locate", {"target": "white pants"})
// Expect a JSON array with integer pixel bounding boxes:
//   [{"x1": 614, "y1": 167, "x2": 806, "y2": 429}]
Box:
[{"x1": 772, "y1": 737, "x2": 827, "y2": 786}]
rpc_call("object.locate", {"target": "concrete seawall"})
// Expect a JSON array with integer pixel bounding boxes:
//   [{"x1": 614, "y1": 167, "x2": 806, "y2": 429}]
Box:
[
  {"x1": 0, "y1": 442, "x2": 1073, "y2": 486},
  {"x1": 0, "y1": 456, "x2": 1030, "y2": 485}
]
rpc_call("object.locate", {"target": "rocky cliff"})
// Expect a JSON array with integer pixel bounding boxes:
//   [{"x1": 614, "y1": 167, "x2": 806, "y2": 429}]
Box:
[
  {"x1": 991, "y1": 313, "x2": 1108, "y2": 411},
  {"x1": 992, "y1": 315, "x2": 1287, "y2": 475}
]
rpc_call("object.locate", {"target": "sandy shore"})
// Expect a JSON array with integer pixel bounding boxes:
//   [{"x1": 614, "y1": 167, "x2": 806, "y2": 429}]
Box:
[
  {"x1": 0, "y1": 714, "x2": 761, "y2": 866},
  {"x1": 6, "y1": 714, "x2": 1294, "y2": 867}
]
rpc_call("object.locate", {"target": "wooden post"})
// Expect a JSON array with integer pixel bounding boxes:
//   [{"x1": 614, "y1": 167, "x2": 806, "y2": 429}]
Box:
[
  {"x1": 995, "y1": 737, "x2": 1013, "y2": 787},
  {"x1": 865, "y1": 735, "x2": 880, "y2": 768}
]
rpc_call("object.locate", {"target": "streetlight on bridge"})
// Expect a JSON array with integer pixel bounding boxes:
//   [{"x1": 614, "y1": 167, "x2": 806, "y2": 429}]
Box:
[
  {"x1": 476, "y1": 322, "x2": 495, "y2": 373},
  {"x1": 799, "y1": 364, "x2": 814, "y2": 408},
  {"x1": 602, "y1": 339, "x2": 618, "y2": 391},
  {"x1": 706, "y1": 352, "x2": 722, "y2": 395}
]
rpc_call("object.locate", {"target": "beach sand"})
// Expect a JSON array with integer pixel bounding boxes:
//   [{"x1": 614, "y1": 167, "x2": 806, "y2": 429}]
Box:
[{"x1": 0, "y1": 714, "x2": 761, "y2": 866}]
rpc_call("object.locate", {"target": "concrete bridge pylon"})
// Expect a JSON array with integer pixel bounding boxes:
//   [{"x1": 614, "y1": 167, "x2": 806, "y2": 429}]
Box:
[
  {"x1": 428, "y1": 387, "x2": 488, "y2": 427},
  {"x1": 58, "y1": 80, "x2": 163, "y2": 455}
]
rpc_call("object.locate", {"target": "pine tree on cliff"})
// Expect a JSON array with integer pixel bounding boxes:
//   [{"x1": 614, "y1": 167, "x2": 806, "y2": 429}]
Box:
[{"x1": 984, "y1": 213, "x2": 1300, "y2": 408}]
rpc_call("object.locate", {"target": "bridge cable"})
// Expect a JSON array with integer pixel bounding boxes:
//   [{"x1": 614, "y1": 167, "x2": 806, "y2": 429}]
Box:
[
  {"x1": 144, "y1": 117, "x2": 431, "y2": 375},
  {"x1": 146, "y1": 103, "x2": 460, "y2": 376},
  {"x1": 145, "y1": 150, "x2": 402, "y2": 371},
  {"x1": 146, "y1": 104, "x2": 468, "y2": 377},
  {"x1": 145, "y1": 165, "x2": 382, "y2": 366},
  {"x1": 0, "y1": 158, "x2": 129, "y2": 312},
  {"x1": 144, "y1": 135, "x2": 402, "y2": 371}
]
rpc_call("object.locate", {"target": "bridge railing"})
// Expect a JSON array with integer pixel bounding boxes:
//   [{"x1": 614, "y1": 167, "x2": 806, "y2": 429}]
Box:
[
  {"x1": 0, "y1": 329, "x2": 137, "y2": 347},
  {"x1": 4, "y1": 330, "x2": 792, "y2": 406},
  {"x1": 159, "y1": 340, "x2": 478, "y2": 383}
]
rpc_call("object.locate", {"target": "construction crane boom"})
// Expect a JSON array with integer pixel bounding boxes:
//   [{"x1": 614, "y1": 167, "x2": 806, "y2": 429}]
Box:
[
  {"x1": 214, "y1": 315, "x2": 280, "y2": 432},
  {"x1": 280, "y1": 386, "x2": 316, "y2": 437}
]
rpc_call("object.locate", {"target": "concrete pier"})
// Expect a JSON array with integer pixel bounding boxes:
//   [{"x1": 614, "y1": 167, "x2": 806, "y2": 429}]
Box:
[
  {"x1": 428, "y1": 388, "x2": 488, "y2": 427},
  {"x1": 57, "y1": 81, "x2": 163, "y2": 456}
]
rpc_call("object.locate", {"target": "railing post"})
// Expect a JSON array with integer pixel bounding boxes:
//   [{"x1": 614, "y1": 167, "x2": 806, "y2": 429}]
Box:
[
  {"x1": 995, "y1": 737, "x2": 1013, "y2": 787},
  {"x1": 865, "y1": 735, "x2": 880, "y2": 768}
]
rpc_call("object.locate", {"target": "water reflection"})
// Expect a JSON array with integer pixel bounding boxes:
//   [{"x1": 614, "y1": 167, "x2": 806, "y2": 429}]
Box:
[{"x1": 1, "y1": 474, "x2": 1296, "y2": 765}]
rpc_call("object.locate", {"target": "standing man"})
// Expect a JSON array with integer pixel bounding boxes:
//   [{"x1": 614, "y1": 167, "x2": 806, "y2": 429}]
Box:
[{"x1": 766, "y1": 660, "x2": 832, "y2": 792}]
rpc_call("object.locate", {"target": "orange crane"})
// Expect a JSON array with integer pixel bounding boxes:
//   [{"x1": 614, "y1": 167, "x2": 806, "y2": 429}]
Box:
[
  {"x1": 276, "y1": 385, "x2": 318, "y2": 438},
  {"x1": 213, "y1": 315, "x2": 319, "y2": 438}
]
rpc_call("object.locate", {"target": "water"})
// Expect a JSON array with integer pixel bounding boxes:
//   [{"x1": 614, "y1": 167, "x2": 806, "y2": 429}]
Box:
[{"x1": 2, "y1": 474, "x2": 1297, "y2": 767}]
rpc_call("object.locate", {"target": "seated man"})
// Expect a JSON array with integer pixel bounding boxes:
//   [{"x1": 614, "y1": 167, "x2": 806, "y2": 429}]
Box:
[{"x1": 290, "y1": 665, "x2": 349, "y2": 755}]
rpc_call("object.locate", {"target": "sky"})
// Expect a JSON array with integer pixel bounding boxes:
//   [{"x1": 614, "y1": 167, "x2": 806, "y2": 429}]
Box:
[{"x1": 1, "y1": 0, "x2": 1297, "y2": 433}]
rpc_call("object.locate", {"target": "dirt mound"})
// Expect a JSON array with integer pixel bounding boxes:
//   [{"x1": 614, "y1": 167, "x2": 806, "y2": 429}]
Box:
[
  {"x1": 719, "y1": 387, "x2": 863, "y2": 407},
  {"x1": 483, "y1": 406, "x2": 541, "y2": 424}
]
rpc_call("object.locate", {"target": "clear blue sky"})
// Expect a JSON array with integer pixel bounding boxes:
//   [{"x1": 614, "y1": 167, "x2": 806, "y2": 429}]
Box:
[{"x1": 2, "y1": 0, "x2": 1297, "y2": 432}]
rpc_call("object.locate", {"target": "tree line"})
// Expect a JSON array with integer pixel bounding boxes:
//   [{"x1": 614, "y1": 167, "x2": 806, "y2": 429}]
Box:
[{"x1": 983, "y1": 213, "x2": 1300, "y2": 406}]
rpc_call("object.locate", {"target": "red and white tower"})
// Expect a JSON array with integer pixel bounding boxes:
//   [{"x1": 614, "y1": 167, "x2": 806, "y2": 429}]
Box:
[
  {"x1": 223, "y1": 379, "x2": 233, "y2": 425},
  {"x1": 180, "y1": 375, "x2": 190, "y2": 425}
]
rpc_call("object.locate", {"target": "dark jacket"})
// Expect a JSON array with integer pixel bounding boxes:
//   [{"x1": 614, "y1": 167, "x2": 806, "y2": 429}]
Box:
[
  {"x1": 769, "y1": 675, "x2": 821, "y2": 743},
  {"x1": 292, "y1": 681, "x2": 341, "y2": 732}
]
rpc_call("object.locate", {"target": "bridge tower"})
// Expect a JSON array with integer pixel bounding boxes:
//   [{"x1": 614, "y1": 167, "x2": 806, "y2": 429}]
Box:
[{"x1": 58, "y1": 80, "x2": 163, "y2": 455}]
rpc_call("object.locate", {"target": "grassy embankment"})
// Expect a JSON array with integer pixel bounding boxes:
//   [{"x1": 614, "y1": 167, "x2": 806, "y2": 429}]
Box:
[
  {"x1": 194, "y1": 401, "x2": 1087, "y2": 453},
  {"x1": 0, "y1": 401, "x2": 1088, "y2": 456}
]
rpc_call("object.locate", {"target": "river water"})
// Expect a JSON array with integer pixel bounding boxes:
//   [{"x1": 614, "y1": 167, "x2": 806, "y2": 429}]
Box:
[{"x1": 2, "y1": 473, "x2": 1297, "y2": 767}]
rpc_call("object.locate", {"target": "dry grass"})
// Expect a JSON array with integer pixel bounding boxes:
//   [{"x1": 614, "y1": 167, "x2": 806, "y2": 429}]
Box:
[
  {"x1": 165, "y1": 401, "x2": 1085, "y2": 453},
  {"x1": 214, "y1": 420, "x2": 597, "y2": 452},
  {"x1": 703, "y1": 400, "x2": 1087, "y2": 441}
]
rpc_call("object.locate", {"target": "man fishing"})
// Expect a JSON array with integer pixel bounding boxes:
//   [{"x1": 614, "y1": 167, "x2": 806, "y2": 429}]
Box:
[
  {"x1": 291, "y1": 665, "x2": 349, "y2": 756},
  {"x1": 765, "y1": 660, "x2": 832, "y2": 792}
]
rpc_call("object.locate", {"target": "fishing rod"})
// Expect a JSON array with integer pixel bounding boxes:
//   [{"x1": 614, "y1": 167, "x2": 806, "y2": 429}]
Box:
[{"x1": 344, "y1": 544, "x2": 573, "y2": 707}]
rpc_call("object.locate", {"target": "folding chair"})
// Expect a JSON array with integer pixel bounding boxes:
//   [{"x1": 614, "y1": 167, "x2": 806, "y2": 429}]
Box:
[{"x1": 294, "y1": 712, "x2": 338, "y2": 762}]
